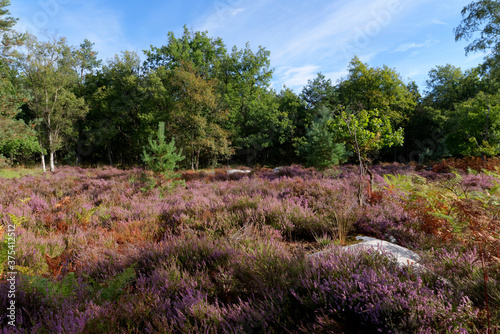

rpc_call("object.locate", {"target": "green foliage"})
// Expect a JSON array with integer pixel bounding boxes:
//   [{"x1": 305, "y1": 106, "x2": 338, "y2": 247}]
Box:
[
  {"x1": 337, "y1": 56, "x2": 417, "y2": 127},
  {"x1": 7, "y1": 212, "x2": 28, "y2": 228},
  {"x1": 142, "y1": 121, "x2": 185, "y2": 177},
  {"x1": 99, "y1": 265, "x2": 136, "y2": 301},
  {"x1": 218, "y1": 44, "x2": 278, "y2": 164},
  {"x1": 0, "y1": 133, "x2": 41, "y2": 165},
  {"x1": 144, "y1": 25, "x2": 227, "y2": 78},
  {"x1": 0, "y1": 167, "x2": 41, "y2": 178},
  {"x1": 0, "y1": 10, "x2": 34, "y2": 161},
  {"x1": 73, "y1": 39, "x2": 102, "y2": 80},
  {"x1": 424, "y1": 64, "x2": 481, "y2": 111},
  {"x1": 273, "y1": 88, "x2": 309, "y2": 164},
  {"x1": 14, "y1": 34, "x2": 88, "y2": 171},
  {"x1": 0, "y1": 0, "x2": 25, "y2": 58},
  {"x1": 81, "y1": 50, "x2": 146, "y2": 165},
  {"x1": 383, "y1": 173, "x2": 423, "y2": 192},
  {"x1": 300, "y1": 106, "x2": 348, "y2": 167},
  {"x1": 455, "y1": 0, "x2": 500, "y2": 55},
  {"x1": 0, "y1": 234, "x2": 10, "y2": 274},
  {"x1": 165, "y1": 63, "x2": 232, "y2": 169},
  {"x1": 328, "y1": 107, "x2": 404, "y2": 162},
  {"x1": 445, "y1": 92, "x2": 500, "y2": 157},
  {"x1": 300, "y1": 73, "x2": 337, "y2": 110},
  {"x1": 26, "y1": 272, "x2": 79, "y2": 300}
]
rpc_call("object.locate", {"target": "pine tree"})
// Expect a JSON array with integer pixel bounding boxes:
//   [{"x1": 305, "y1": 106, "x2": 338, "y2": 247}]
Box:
[
  {"x1": 0, "y1": 0, "x2": 25, "y2": 58},
  {"x1": 300, "y1": 106, "x2": 348, "y2": 168},
  {"x1": 142, "y1": 122, "x2": 185, "y2": 177}
]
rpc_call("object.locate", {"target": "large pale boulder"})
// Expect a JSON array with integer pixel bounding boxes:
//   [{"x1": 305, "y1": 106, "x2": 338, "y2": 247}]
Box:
[
  {"x1": 310, "y1": 236, "x2": 422, "y2": 270},
  {"x1": 342, "y1": 236, "x2": 421, "y2": 267},
  {"x1": 226, "y1": 169, "x2": 251, "y2": 175}
]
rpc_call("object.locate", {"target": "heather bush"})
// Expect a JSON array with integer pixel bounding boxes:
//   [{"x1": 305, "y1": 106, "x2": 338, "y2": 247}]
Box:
[
  {"x1": 295, "y1": 248, "x2": 477, "y2": 333},
  {"x1": 354, "y1": 189, "x2": 423, "y2": 248},
  {"x1": 420, "y1": 247, "x2": 500, "y2": 330},
  {"x1": 0, "y1": 165, "x2": 497, "y2": 332}
]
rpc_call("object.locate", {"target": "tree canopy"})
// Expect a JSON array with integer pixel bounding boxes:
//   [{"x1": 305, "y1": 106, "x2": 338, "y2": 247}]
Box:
[{"x1": 3, "y1": 0, "x2": 500, "y2": 170}]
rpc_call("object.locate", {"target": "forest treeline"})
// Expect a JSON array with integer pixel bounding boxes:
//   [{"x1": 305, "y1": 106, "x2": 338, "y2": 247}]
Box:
[{"x1": 1, "y1": 0, "x2": 499, "y2": 171}]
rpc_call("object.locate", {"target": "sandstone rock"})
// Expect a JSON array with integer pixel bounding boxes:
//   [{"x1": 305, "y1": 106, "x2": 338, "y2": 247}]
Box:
[
  {"x1": 342, "y1": 236, "x2": 421, "y2": 268},
  {"x1": 310, "y1": 236, "x2": 422, "y2": 270}
]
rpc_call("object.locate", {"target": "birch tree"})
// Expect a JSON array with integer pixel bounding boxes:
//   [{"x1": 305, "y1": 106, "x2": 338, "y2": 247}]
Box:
[{"x1": 14, "y1": 34, "x2": 87, "y2": 171}]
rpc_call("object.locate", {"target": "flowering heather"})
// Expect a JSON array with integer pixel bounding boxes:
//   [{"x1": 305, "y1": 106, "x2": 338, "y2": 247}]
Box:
[{"x1": 0, "y1": 164, "x2": 497, "y2": 332}]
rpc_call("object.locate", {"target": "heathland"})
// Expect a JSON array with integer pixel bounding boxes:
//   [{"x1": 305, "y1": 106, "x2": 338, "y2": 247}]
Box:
[{"x1": 0, "y1": 159, "x2": 499, "y2": 333}]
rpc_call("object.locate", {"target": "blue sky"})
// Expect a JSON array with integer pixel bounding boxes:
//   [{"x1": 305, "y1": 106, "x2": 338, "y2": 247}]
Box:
[{"x1": 10, "y1": 0, "x2": 488, "y2": 93}]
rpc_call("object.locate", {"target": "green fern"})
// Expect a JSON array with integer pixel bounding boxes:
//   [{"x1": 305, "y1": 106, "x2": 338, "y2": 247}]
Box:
[
  {"x1": 383, "y1": 174, "x2": 415, "y2": 192},
  {"x1": 86, "y1": 264, "x2": 136, "y2": 302},
  {"x1": 7, "y1": 213, "x2": 28, "y2": 228},
  {"x1": 27, "y1": 272, "x2": 79, "y2": 299},
  {"x1": 0, "y1": 237, "x2": 10, "y2": 274}
]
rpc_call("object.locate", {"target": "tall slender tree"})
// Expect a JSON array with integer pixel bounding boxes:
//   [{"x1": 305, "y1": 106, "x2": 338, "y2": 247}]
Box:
[{"x1": 14, "y1": 34, "x2": 87, "y2": 172}]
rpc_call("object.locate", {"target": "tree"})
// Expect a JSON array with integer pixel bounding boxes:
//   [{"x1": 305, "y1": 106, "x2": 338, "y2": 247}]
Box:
[
  {"x1": 424, "y1": 64, "x2": 465, "y2": 110},
  {"x1": 424, "y1": 64, "x2": 482, "y2": 110},
  {"x1": 455, "y1": 0, "x2": 500, "y2": 84},
  {"x1": 328, "y1": 107, "x2": 404, "y2": 204},
  {"x1": 14, "y1": 34, "x2": 87, "y2": 172},
  {"x1": 145, "y1": 29, "x2": 280, "y2": 165},
  {"x1": 273, "y1": 87, "x2": 309, "y2": 164},
  {"x1": 329, "y1": 108, "x2": 404, "y2": 164},
  {"x1": 142, "y1": 121, "x2": 184, "y2": 176},
  {"x1": 73, "y1": 39, "x2": 102, "y2": 83},
  {"x1": 218, "y1": 44, "x2": 279, "y2": 164},
  {"x1": 165, "y1": 62, "x2": 232, "y2": 170},
  {"x1": 445, "y1": 91, "x2": 500, "y2": 158},
  {"x1": 300, "y1": 73, "x2": 337, "y2": 110},
  {"x1": 0, "y1": 63, "x2": 32, "y2": 147},
  {"x1": 144, "y1": 25, "x2": 227, "y2": 79},
  {"x1": 84, "y1": 51, "x2": 145, "y2": 165},
  {"x1": 337, "y1": 56, "x2": 417, "y2": 128},
  {"x1": 0, "y1": 0, "x2": 37, "y2": 165},
  {"x1": 0, "y1": 0, "x2": 24, "y2": 58},
  {"x1": 455, "y1": 0, "x2": 500, "y2": 55},
  {"x1": 300, "y1": 106, "x2": 348, "y2": 168}
]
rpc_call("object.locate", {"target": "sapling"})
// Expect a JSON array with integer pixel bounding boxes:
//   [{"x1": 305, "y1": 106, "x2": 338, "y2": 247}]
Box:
[{"x1": 142, "y1": 122, "x2": 185, "y2": 190}]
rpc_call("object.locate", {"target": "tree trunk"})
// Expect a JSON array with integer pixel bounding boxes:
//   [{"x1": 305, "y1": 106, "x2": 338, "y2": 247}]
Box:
[
  {"x1": 195, "y1": 149, "x2": 200, "y2": 171},
  {"x1": 49, "y1": 149, "x2": 55, "y2": 172},
  {"x1": 41, "y1": 153, "x2": 46, "y2": 172},
  {"x1": 107, "y1": 146, "x2": 113, "y2": 165},
  {"x1": 358, "y1": 159, "x2": 365, "y2": 206}
]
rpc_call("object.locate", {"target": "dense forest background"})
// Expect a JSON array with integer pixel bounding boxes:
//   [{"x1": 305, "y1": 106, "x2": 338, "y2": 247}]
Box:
[{"x1": 1, "y1": 0, "x2": 500, "y2": 171}]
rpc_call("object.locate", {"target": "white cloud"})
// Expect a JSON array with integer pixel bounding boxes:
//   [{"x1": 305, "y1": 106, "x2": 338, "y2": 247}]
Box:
[
  {"x1": 194, "y1": 0, "x2": 448, "y2": 91},
  {"x1": 273, "y1": 0, "x2": 397, "y2": 62},
  {"x1": 394, "y1": 39, "x2": 437, "y2": 52},
  {"x1": 358, "y1": 53, "x2": 377, "y2": 63},
  {"x1": 431, "y1": 19, "x2": 448, "y2": 25},
  {"x1": 323, "y1": 69, "x2": 349, "y2": 84},
  {"x1": 273, "y1": 65, "x2": 321, "y2": 90}
]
